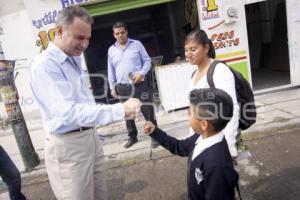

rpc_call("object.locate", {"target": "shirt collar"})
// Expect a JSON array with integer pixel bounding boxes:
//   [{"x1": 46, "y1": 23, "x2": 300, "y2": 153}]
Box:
[
  {"x1": 192, "y1": 131, "x2": 224, "y2": 160},
  {"x1": 113, "y1": 38, "x2": 133, "y2": 48},
  {"x1": 47, "y1": 42, "x2": 70, "y2": 64}
]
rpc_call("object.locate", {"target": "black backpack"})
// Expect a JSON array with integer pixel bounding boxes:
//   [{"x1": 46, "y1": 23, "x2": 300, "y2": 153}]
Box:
[{"x1": 192, "y1": 60, "x2": 256, "y2": 130}]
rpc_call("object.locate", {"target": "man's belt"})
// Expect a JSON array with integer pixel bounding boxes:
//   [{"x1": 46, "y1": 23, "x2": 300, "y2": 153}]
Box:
[{"x1": 68, "y1": 127, "x2": 92, "y2": 133}]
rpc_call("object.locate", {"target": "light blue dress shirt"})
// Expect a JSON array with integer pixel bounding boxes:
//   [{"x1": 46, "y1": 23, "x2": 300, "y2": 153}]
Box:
[
  {"x1": 107, "y1": 38, "x2": 151, "y2": 89},
  {"x1": 30, "y1": 43, "x2": 125, "y2": 134}
]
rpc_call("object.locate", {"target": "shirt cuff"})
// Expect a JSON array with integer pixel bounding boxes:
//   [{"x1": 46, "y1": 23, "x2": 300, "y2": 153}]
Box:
[{"x1": 110, "y1": 103, "x2": 125, "y2": 121}]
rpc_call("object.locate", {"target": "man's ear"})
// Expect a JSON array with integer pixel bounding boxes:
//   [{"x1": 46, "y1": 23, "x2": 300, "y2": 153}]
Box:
[
  {"x1": 112, "y1": 32, "x2": 117, "y2": 40},
  {"x1": 55, "y1": 26, "x2": 63, "y2": 38}
]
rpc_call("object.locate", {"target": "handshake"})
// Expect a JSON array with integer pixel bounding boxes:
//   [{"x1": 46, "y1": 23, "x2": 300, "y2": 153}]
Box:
[
  {"x1": 123, "y1": 98, "x2": 142, "y2": 119},
  {"x1": 122, "y1": 98, "x2": 156, "y2": 135}
]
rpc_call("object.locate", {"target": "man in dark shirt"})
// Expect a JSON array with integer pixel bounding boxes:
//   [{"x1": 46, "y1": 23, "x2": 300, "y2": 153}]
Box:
[{"x1": 144, "y1": 88, "x2": 239, "y2": 200}]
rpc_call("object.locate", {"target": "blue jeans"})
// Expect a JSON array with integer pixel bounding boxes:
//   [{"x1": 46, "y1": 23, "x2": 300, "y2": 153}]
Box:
[{"x1": 0, "y1": 146, "x2": 26, "y2": 200}]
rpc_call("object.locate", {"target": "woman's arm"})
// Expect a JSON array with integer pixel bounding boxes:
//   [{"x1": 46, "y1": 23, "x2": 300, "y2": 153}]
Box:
[{"x1": 213, "y1": 63, "x2": 240, "y2": 157}]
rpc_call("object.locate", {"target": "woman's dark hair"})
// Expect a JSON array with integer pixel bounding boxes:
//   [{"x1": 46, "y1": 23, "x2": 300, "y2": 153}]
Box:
[
  {"x1": 189, "y1": 88, "x2": 233, "y2": 132},
  {"x1": 185, "y1": 30, "x2": 216, "y2": 59}
]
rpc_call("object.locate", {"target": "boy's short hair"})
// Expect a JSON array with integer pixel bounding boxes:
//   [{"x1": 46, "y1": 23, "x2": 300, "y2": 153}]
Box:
[{"x1": 189, "y1": 88, "x2": 233, "y2": 132}]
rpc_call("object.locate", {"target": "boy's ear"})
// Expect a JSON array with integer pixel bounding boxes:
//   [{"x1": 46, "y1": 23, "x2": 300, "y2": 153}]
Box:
[{"x1": 200, "y1": 120, "x2": 209, "y2": 131}]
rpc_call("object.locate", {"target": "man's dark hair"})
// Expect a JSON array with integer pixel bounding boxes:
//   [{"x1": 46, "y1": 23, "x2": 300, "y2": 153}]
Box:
[
  {"x1": 56, "y1": 6, "x2": 93, "y2": 27},
  {"x1": 189, "y1": 88, "x2": 233, "y2": 132},
  {"x1": 112, "y1": 21, "x2": 127, "y2": 31}
]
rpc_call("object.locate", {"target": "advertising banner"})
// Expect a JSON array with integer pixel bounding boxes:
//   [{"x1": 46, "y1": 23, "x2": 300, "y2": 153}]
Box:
[
  {"x1": 0, "y1": 60, "x2": 22, "y2": 120},
  {"x1": 24, "y1": 0, "x2": 91, "y2": 53},
  {"x1": 197, "y1": 0, "x2": 252, "y2": 83}
]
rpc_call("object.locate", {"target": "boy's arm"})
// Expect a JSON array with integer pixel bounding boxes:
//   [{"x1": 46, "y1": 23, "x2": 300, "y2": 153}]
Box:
[
  {"x1": 203, "y1": 166, "x2": 237, "y2": 200},
  {"x1": 150, "y1": 128, "x2": 199, "y2": 157}
]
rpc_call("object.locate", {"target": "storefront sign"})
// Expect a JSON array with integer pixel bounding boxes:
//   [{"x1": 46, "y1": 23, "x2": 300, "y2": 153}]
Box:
[
  {"x1": 24, "y1": 0, "x2": 93, "y2": 51},
  {"x1": 200, "y1": 0, "x2": 220, "y2": 21},
  {"x1": 197, "y1": 0, "x2": 252, "y2": 81},
  {"x1": 61, "y1": 0, "x2": 89, "y2": 8},
  {"x1": 211, "y1": 30, "x2": 240, "y2": 49}
]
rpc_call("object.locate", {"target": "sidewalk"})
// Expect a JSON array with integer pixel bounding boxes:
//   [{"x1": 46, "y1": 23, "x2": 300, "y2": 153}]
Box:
[
  {"x1": 3, "y1": 128, "x2": 299, "y2": 200},
  {"x1": 1, "y1": 86, "x2": 300, "y2": 194}
]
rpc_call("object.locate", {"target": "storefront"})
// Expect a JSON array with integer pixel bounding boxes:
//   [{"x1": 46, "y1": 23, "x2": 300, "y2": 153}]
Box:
[
  {"x1": 197, "y1": 0, "x2": 300, "y2": 93},
  {"x1": 0, "y1": 0, "x2": 299, "y2": 112},
  {"x1": 155, "y1": 0, "x2": 300, "y2": 111},
  {"x1": 79, "y1": 0, "x2": 300, "y2": 110},
  {"x1": 80, "y1": 0, "x2": 196, "y2": 103}
]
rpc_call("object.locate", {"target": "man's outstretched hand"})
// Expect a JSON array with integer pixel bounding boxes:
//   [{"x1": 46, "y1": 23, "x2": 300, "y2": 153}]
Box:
[{"x1": 123, "y1": 98, "x2": 142, "y2": 119}]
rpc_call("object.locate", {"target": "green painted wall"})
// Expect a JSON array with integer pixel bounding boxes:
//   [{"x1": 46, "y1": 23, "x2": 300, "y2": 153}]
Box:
[{"x1": 228, "y1": 61, "x2": 250, "y2": 81}]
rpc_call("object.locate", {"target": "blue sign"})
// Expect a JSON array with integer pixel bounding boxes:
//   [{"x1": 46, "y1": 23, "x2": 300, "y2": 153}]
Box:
[{"x1": 61, "y1": 0, "x2": 89, "y2": 8}]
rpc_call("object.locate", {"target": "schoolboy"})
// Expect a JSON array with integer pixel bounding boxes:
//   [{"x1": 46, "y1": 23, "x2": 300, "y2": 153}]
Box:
[{"x1": 144, "y1": 88, "x2": 239, "y2": 200}]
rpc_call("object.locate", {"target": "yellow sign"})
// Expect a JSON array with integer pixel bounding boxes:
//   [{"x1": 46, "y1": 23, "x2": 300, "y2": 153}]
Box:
[{"x1": 207, "y1": 0, "x2": 218, "y2": 12}]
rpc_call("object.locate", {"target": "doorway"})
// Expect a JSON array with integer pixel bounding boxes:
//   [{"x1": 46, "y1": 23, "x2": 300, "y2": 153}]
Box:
[
  {"x1": 245, "y1": 0, "x2": 290, "y2": 91},
  {"x1": 83, "y1": 0, "x2": 197, "y2": 103}
]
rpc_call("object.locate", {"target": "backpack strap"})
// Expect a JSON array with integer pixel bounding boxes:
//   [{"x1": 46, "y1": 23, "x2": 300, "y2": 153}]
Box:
[
  {"x1": 191, "y1": 69, "x2": 197, "y2": 79},
  {"x1": 207, "y1": 60, "x2": 224, "y2": 88}
]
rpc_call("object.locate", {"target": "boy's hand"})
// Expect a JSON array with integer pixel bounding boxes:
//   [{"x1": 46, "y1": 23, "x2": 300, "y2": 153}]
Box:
[{"x1": 144, "y1": 121, "x2": 156, "y2": 135}]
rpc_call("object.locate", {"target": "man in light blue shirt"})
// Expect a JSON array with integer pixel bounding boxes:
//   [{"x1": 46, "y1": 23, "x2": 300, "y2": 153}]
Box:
[
  {"x1": 30, "y1": 7, "x2": 141, "y2": 200},
  {"x1": 107, "y1": 21, "x2": 159, "y2": 149}
]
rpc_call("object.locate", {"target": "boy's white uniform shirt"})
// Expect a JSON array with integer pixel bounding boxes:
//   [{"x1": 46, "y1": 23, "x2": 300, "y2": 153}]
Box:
[{"x1": 189, "y1": 60, "x2": 240, "y2": 157}]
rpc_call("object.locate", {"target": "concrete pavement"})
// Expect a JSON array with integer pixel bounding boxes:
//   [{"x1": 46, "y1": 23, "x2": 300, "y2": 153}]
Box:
[
  {"x1": 1, "y1": 86, "x2": 300, "y2": 199},
  {"x1": 1, "y1": 124, "x2": 300, "y2": 200}
]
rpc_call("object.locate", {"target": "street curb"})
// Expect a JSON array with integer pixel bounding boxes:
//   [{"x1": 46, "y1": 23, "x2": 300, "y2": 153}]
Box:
[{"x1": 243, "y1": 118, "x2": 300, "y2": 140}]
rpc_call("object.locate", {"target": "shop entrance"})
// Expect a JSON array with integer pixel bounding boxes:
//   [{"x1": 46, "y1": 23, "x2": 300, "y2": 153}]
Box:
[
  {"x1": 245, "y1": 0, "x2": 290, "y2": 91},
  {"x1": 82, "y1": 0, "x2": 198, "y2": 103}
]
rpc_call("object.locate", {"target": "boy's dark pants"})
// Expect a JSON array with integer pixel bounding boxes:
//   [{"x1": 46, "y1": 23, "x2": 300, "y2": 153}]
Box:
[
  {"x1": 115, "y1": 82, "x2": 157, "y2": 140},
  {"x1": 0, "y1": 146, "x2": 26, "y2": 200}
]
